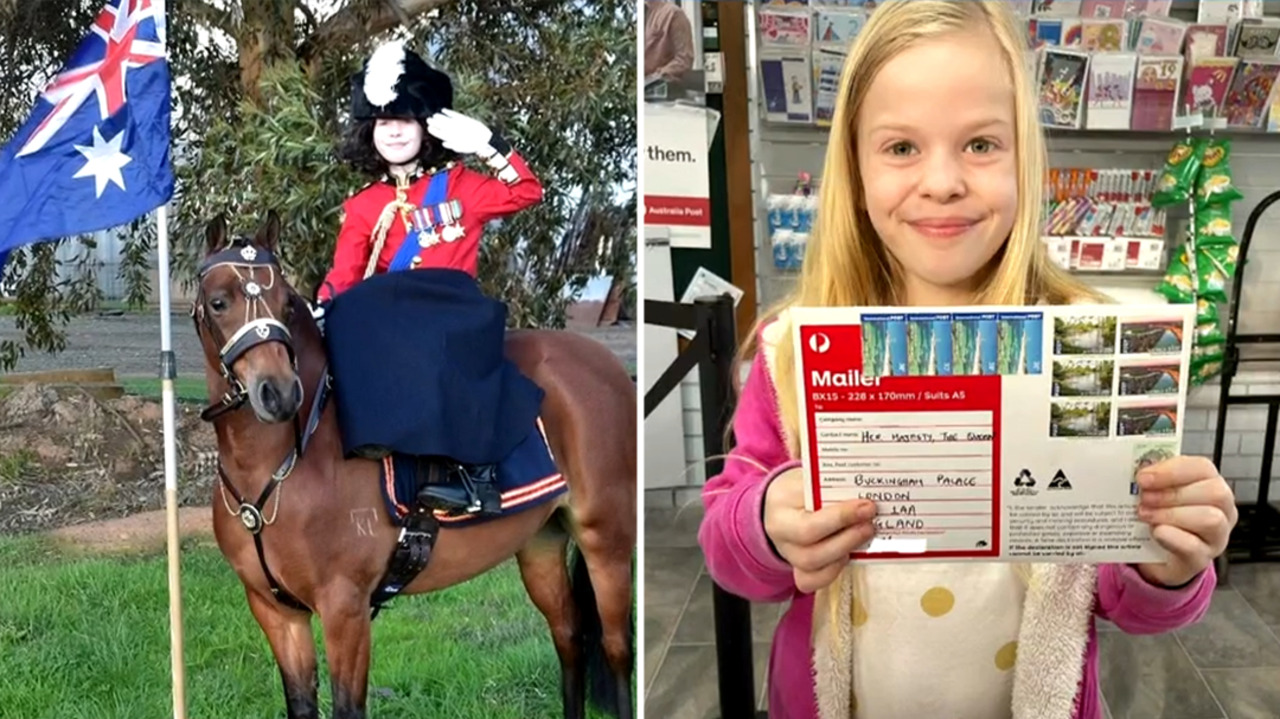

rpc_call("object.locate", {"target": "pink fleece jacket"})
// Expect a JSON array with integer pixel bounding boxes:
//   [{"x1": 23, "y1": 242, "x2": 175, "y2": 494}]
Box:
[{"x1": 698, "y1": 349, "x2": 1216, "y2": 719}]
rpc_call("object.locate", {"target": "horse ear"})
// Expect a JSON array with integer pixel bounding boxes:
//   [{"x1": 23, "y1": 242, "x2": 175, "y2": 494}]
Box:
[
  {"x1": 256, "y1": 210, "x2": 281, "y2": 252},
  {"x1": 204, "y1": 214, "x2": 227, "y2": 255}
]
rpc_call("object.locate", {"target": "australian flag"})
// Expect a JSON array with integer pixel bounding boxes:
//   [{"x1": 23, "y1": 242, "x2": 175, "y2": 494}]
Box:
[{"x1": 0, "y1": 0, "x2": 174, "y2": 275}]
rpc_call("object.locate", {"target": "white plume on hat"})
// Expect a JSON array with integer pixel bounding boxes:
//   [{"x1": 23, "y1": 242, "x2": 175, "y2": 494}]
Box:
[{"x1": 363, "y1": 40, "x2": 406, "y2": 108}]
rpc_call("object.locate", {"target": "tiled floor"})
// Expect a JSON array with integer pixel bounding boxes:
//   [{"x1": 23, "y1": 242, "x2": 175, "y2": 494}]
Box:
[{"x1": 645, "y1": 505, "x2": 1280, "y2": 719}]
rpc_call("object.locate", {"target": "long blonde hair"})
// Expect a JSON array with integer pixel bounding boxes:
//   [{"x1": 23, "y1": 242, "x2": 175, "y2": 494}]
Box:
[{"x1": 741, "y1": 0, "x2": 1105, "y2": 450}]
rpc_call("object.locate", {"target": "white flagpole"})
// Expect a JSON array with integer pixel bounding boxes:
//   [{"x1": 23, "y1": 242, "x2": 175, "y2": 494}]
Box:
[{"x1": 155, "y1": 201, "x2": 187, "y2": 719}]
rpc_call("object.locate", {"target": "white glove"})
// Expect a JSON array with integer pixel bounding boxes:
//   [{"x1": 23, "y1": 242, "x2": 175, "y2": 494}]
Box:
[
  {"x1": 426, "y1": 109, "x2": 501, "y2": 159},
  {"x1": 427, "y1": 109, "x2": 522, "y2": 184}
]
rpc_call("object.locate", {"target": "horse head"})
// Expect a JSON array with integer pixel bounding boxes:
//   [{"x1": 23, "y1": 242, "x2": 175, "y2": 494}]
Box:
[{"x1": 193, "y1": 211, "x2": 308, "y2": 424}]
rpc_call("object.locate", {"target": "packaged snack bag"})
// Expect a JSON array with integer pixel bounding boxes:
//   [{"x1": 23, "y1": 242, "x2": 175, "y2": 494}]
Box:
[
  {"x1": 1194, "y1": 204, "x2": 1235, "y2": 247},
  {"x1": 1195, "y1": 138, "x2": 1244, "y2": 209},
  {"x1": 1191, "y1": 355, "x2": 1224, "y2": 385},
  {"x1": 1152, "y1": 138, "x2": 1205, "y2": 208},
  {"x1": 1194, "y1": 242, "x2": 1238, "y2": 303},
  {"x1": 1154, "y1": 242, "x2": 1195, "y2": 303},
  {"x1": 1196, "y1": 296, "x2": 1218, "y2": 325},
  {"x1": 1191, "y1": 342, "x2": 1226, "y2": 385},
  {"x1": 1195, "y1": 320, "x2": 1226, "y2": 346}
]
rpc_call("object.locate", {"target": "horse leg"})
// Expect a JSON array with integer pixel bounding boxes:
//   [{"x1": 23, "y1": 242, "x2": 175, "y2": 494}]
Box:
[
  {"x1": 245, "y1": 589, "x2": 319, "y2": 719},
  {"x1": 576, "y1": 526, "x2": 635, "y2": 719},
  {"x1": 516, "y1": 522, "x2": 585, "y2": 719},
  {"x1": 317, "y1": 589, "x2": 373, "y2": 719}
]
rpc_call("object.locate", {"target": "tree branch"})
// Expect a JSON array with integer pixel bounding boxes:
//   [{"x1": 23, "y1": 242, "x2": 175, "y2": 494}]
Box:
[
  {"x1": 181, "y1": 0, "x2": 237, "y2": 37},
  {"x1": 301, "y1": 0, "x2": 452, "y2": 59}
]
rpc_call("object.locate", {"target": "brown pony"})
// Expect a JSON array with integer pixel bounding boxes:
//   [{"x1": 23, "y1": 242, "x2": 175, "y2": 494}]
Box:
[{"x1": 191, "y1": 213, "x2": 636, "y2": 719}]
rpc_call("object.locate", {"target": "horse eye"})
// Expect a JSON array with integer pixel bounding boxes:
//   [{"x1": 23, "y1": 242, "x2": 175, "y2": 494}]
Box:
[{"x1": 209, "y1": 298, "x2": 228, "y2": 313}]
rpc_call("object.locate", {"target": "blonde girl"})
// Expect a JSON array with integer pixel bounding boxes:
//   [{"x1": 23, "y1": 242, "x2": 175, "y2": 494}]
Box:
[{"x1": 698, "y1": 2, "x2": 1237, "y2": 718}]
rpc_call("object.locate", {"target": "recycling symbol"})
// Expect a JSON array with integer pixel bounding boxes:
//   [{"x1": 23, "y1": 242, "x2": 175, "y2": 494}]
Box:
[{"x1": 1014, "y1": 469, "x2": 1036, "y2": 487}]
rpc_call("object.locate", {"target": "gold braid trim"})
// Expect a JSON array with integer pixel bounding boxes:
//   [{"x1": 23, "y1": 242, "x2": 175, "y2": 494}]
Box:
[{"x1": 362, "y1": 174, "x2": 416, "y2": 280}]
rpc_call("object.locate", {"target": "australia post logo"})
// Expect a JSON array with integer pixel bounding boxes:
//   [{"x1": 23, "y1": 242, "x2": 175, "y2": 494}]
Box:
[
  {"x1": 808, "y1": 332, "x2": 831, "y2": 354},
  {"x1": 801, "y1": 325, "x2": 879, "y2": 389}
]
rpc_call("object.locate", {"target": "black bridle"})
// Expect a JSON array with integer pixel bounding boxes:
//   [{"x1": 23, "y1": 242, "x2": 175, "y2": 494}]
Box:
[
  {"x1": 192, "y1": 241, "x2": 298, "y2": 423},
  {"x1": 192, "y1": 238, "x2": 330, "y2": 612}
]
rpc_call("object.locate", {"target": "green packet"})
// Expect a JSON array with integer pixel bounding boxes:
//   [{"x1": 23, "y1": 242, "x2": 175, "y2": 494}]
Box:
[
  {"x1": 1196, "y1": 297, "x2": 1219, "y2": 325},
  {"x1": 1155, "y1": 243, "x2": 1195, "y2": 304},
  {"x1": 1195, "y1": 243, "x2": 1239, "y2": 303},
  {"x1": 1191, "y1": 354, "x2": 1224, "y2": 385},
  {"x1": 1196, "y1": 138, "x2": 1244, "y2": 209},
  {"x1": 1195, "y1": 320, "x2": 1225, "y2": 346},
  {"x1": 1153, "y1": 137, "x2": 1206, "y2": 208},
  {"x1": 1195, "y1": 205, "x2": 1235, "y2": 247},
  {"x1": 1194, "y1": 298, "x2": 1224, "y2": 346}
]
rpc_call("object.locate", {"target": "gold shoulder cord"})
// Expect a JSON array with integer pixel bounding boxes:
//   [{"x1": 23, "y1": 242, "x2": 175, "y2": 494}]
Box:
[{"x1": 362, "y1": 173, "x2": 416, "y2": 280}]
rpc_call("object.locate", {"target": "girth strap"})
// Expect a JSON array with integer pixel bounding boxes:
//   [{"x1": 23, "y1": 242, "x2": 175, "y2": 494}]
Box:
[{"x1": 369, "y1": 508, "x2": 441, "y2": 619}]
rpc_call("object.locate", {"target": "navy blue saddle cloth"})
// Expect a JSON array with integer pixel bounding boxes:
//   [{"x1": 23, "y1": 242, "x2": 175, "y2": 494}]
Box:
[
  {"x1": 378, "y1": 418, "x2": 567, "y2": 528},
  {"x1": 321, "y1": 268, "x2": 544, "y2": 465}
]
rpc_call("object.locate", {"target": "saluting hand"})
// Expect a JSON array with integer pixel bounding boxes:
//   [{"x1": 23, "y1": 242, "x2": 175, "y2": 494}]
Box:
[
  {"x1": 426, "y1": 109, "x2": 497, "y2": 158},
  {"x1": 1135, "y1": 455, "x2": 1237, "y2": 588}
]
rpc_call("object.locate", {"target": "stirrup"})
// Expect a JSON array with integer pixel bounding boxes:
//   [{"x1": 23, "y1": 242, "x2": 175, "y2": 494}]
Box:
[
  {"x1": 416, "y1": 484, "x2": 481, "y2": 515},
  {"x1": 415, "y1": 462, "x2": 501, "y2": 516}
]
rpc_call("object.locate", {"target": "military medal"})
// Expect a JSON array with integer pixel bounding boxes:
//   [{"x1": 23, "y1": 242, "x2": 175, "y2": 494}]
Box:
[
  {"x1": 408, "y1": 188, "x2": 464, "y2": 251},
  {"x1": 437, "y1": 199, "x2": 464, "y2": 242}
]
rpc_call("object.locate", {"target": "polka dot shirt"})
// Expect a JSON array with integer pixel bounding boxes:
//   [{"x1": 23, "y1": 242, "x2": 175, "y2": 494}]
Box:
[{"x1": 849, "y1": 563, "x2": 1025, "y2": 717}]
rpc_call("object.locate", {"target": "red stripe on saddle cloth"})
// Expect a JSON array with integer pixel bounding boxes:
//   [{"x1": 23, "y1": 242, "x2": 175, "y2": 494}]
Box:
[
  {"x1": 383, "y1": 456, "x2": 409, "y2": 518},
  {"x1": 434, "y1": 472, "x2": 567, "y2": 524}
]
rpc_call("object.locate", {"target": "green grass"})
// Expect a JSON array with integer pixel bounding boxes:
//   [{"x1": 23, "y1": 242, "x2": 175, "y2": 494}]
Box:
[
  {"x1": 0, "y1": 450, "x2": 37, "y2": 487},
  {"x1": 120, "y1": 375, "x2": 209, "y2": 404},
  {"x1": 0, "y1": 535, "x2": 626, "y2": 718}
]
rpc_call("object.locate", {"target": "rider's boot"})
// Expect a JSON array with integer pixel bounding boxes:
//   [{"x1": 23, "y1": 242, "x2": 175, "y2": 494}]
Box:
[{"x1": 416, "y1": 461, "x2": 502, "y2": 517}]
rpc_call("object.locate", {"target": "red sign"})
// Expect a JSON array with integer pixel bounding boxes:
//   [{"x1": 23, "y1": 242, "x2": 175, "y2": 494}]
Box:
[{"x1": 797, "y1": 323, "x2": 1004, "y2": 560}]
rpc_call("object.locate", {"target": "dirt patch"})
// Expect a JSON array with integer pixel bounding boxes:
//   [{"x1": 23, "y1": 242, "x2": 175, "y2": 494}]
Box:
[
  {"x1": 0, "y1": 384, "x2": 218, "y2": 535},
  {"x1": 49, "y1": 507, "x2": 215, "y2": 554}
]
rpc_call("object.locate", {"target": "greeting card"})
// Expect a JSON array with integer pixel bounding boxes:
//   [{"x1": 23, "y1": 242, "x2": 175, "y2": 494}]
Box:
[
  {"x1": 1131, "y1": 55, "x2": 1182, "y2": 130},
  {"x1": 1087, "y1": 52, "x2": 1137, "y2": 129},
  {"x1": 1184, "y1": 56, "x2": 1239, "y2": 116},
  {"x1": 1233, "y1": 19, "x2": 1280, "y2": 60},
  {"x1": 1223, "y1": 58, "x2": 1280, "y2": 128},
  {"x1": 1135, "y1": 17, "x2": 1186, "y2": 55},
  {"x1": 1083, "y1": 18, "x2": 1129, "y2": 51},
  {"x1": 759, "y1": 9, "x2": 811, "y2": 46},
  {"x1": 1081, "y1": 0, "x2": 1128, "y2": 18},
  {"x1": 1185, "y1": 24, "x2": 1229, "y2": 66},
  {"x1": 1035, "y1": 0, "x2": 1083, "y2": 16},
  {"x1": 1039, "y1": 49, "x2": 1090, "y2": 129},
  {"x1": 814, "y1": 9, "x2": 867, "y2": 46}
]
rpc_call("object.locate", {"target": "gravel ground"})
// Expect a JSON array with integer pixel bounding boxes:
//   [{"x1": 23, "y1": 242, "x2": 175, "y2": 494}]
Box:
[{"x1": 0, "y1": 311, "x2": 636, "y2": 377}]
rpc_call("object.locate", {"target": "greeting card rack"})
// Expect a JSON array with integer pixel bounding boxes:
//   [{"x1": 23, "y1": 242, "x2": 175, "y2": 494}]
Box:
[{"x1": 1211, "y1": 187, "x2": 1280, "y2": 566}]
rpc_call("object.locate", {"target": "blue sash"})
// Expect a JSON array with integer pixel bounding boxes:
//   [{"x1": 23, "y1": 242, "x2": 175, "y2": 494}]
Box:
[{"x1": 388, "y1": 171, "x2": 450, "y2": 272}]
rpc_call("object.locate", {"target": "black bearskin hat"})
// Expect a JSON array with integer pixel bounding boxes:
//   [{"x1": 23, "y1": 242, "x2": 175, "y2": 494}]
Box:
[{"x1": 350, "y1": 41, "x2": 452, "y2": 120}]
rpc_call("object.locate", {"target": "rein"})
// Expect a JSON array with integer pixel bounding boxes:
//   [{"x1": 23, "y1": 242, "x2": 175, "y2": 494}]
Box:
[{"x1": 192, "y1": 239, "x2": 330, "y2": 612}]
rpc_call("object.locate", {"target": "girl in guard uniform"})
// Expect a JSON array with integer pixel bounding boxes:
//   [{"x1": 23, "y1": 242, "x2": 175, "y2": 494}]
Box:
[{"x1": 315, "y1": 40, "x2": 559, "y2": 519}]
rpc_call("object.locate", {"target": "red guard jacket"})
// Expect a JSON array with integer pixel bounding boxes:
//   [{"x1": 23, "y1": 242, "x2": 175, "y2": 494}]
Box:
[{"x1": 317, "y1": 151, "x2": 542, "y2": 302}]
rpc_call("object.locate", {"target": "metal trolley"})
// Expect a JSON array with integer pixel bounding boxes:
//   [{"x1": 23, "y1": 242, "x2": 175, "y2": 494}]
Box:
[{"x1": 1211, "y1": 189, "x2": 1280, "y2": 575}]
